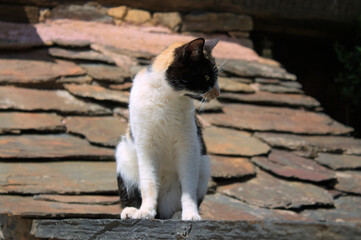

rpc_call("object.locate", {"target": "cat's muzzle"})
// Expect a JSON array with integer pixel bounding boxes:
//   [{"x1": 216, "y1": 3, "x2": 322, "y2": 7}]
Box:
[{"x1": 203, "y1": 82, "x2": 220, "y2": 102}]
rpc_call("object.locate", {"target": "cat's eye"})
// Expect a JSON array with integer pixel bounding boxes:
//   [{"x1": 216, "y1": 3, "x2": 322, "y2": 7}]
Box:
[{"x1": 205, "y1": 75, "x2": 210, "y2": 81}]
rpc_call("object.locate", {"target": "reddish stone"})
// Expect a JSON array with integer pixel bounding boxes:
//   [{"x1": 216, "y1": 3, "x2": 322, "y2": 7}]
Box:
[
  {"x1": 316, "y1": 153, "x2": 361, "y2": 170},
  {"x1": 260, "y1": 84, "x2": 303, "y2": 94},
  {"x1": 48, "y1": 47, "x2": 115, "y2": 64},
  {"x1": 210, "y1": 155, "x2": 255, "y2": 179},
  {"x1": 80, "y1": 64, "x2": 129, "y2": 83},
  {"x1": 34, "y1": 195, "x2": 119, "y2": 205},
  {"x1": 57, "y1": 75, "x2": 92, "y2": 84},
  {"x1": 108, "y1": 82, "x2": 133, "y2": 91},
  {"x1": 218, "y1": 77, "x2": 254, "y2": 93},
  {"x1": 335, "y1": 171, "x2": 361, "y2": 195}
]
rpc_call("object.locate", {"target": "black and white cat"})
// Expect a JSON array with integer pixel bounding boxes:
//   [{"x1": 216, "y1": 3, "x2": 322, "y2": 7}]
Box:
[{"x1": 115, "y1": 38, "x2": 220, "y2": 220}]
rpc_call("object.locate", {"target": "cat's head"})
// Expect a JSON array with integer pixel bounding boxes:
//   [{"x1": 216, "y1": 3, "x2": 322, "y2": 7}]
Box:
[{"x1": 155, "y1": 38, "x2": 220, "y2": 102}]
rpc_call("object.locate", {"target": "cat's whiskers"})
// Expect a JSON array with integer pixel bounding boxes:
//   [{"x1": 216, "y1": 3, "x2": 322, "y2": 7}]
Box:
[{"x1": 217, "y1": 58, "x2": 229, "y2": 74}]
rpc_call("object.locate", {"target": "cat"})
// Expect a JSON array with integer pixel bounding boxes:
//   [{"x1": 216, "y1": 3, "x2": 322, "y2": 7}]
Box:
[{"x1": 115, "y1": 38, "x2": 220, "y2": 221}]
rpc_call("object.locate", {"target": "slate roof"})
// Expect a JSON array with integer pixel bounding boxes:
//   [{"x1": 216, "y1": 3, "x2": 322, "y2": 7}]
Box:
[{"x1": 0, "y1": 19, "x2": 360, "y2": 225}]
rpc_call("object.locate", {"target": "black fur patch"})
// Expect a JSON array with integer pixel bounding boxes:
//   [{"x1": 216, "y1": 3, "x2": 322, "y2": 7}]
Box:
[
  {"x1": 117, "y1": 174, "x2": 142, "y2": 209},
  {"x1": 195, "y1": 116, "x2": 207, "y2": 156}
]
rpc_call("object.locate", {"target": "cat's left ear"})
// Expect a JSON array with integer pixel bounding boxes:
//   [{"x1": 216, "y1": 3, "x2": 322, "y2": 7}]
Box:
[
  {"x1": 185, "y1": 38, "x2": 205, "y2": 59},
  {"x1": 204, "y1": 39, "x2": 219, "y2": 53}
]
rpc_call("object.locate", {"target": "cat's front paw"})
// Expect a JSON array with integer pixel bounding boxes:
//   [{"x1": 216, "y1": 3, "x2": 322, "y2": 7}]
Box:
[
  {"x1": 182, "y1": 212, "x2": 202, "y2": 221},
  {"x1": 132, "y1": 208, "x2": 157, "y2": 219},
  {"x1": 120, "y1": 207, "x2": 138, "y2": 219}
]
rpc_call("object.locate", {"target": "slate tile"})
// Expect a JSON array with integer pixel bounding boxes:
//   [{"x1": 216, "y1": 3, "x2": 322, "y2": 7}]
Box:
[
  {"x1": 48, "y1": 47, "x2": 115, "y2": 64},
  {"x1": 203, "y1": 104, "x2": 352, "y2": 135},
  {"x1": 0, "y1": 112, "x2": 64, "y2": 134},
  {"x1": 251, "y1": 150, "x2": 336, "y2": 183},
  {"x1": 279, "y1": 81, "x2": 302, "y2": 89},
  {"x1": 301, "y1": 196, "x2": 361, "y2": 223},
  {"x1": 52, "y1": 38, "x2": 91, "y2": 48},
  {"x1": 0, "y1": 161, "x2": 117, "y2": 194},
  {"x1": 57, "y1": 75, "x2": 93, "y2": 84},
  {"x1": 50, "y1": 4, "x2": 112, "y2": 23},
  {"x1": 316, "y1": 153, "x2": 361, "y2": 170},
  {"x1": 80, "y1": 63, "x2": 129, "y2": 83},
  {"x1": 64, "y1": 84, "x2": 130, "y2": 105},
  {"x1": 0, "y1": 134, "x2": 114, "y2": 160},
  {"x1": 218, "y1": 77, "x2": 254, "y2": 93},
  {"x1": 255, "y1": 78, "x2": 280, "y2": 84},
  {"x1": 254, "y1": 132, "x2": 361, "y2": 156},
  {"x1": 201, "y1": 193, "x2": 313, "y2": 221},
  {"x1": 335, "y1": 171, "x2": 361, "y2": 195},
  {"x1": 204, "y1": 127, "x2": 270, "y2": 157},
  {"x1": 0, "y1": 86, "x2": 111, "y2": 115},
  {"x1": 108, "y1": 82, "x2": 133, "y2": 91},
  {"x1": 193, "y1": 99, "x2": 222, "y2": 112},
  {"x1": 64, "y1": 116, "x2": 127, "y2": 146},
  {"x1": 34, "y1": 195, "x2": 119, "y2": 205},
  {"x1": 219, "y1": 168, "x2": 334, "y2": 209},
  {"x1": 220, "y1": 91, "x2": 320, "y2": 108},
  {"x1": 259, "y1": 84, "x2": 303, "y2": 94},
  {"x1": 210, "y1": 155, "x2": 255, "y2": 179}
]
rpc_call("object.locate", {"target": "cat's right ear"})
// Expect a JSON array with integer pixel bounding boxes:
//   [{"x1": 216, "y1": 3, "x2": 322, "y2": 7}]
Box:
[{"x1": 184, "y1": 38, "x2": 205, "y2": 59}]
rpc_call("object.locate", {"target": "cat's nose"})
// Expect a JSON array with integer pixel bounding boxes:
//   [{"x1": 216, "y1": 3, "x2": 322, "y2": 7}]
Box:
[{"x1": 204, "y1": 82, "x2": 220, "y2": 101}]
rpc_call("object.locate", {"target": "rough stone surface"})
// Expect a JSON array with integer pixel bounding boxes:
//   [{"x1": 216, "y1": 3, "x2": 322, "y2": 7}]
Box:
[
  {"x1": 64, "y1": 84, "x2": 130, "y2": 105},
  {"x1": 107, "y1": 6, "x2": 128, "y2": 19},
  {"x1": 335, "y1": 171, "x2": 361, "y2": 195},
  {"x1": 203, "y1": 104, "x2": 352, "y2": 135},
  {"x1": 57, "y1": 75, "x2": 92, "y2": 84},
  {"x1": 182, "y1": 13, "x2": 253, "y2": 32},
  {"x1": 204, "y1": 127, "x2": 270, "y2": 157},
  {"x1": 254, "y1": 132, "x2": 361, "y2": 155},
  {"x1": 153, "y1": 12, "x2": 182, "y2": 31},
  {"x1": 251, "y1": 150, "x2": 336, "y2": 183},
  {"x1": 218, "y1": 77, "x2": 254, "y2": 93},
  {"x1": 220, "y1": 91, "x2": 320, "y2": 108},
  {"x1": 260, "y1": 84, "x2": 303, "y2": 94},
  {"x1": 0, "y1": 86, "x2": 111, "y2": 115},
  {"x1": 316, "y1": 153, "x2": 361, "y2": 170},
  {"x1": 64, "y1": 116, "x2": 127, "y2": 146},
  {"x1": 0, "y1": 134, "x2": 114, "y2": 160},
  {"x1": 108, "y1": 82, "x2": 133, "y2": 91},
  {"x1": 33, "y1": 195, "x2": 119, "y2": 205},
  {"x1": 48, "y1": 47, "x2": 115, "y2": 64},
  {"x1": 0, "y1": 161, "x2": 117, "y2": 194},
  {"x1": 52, "y1": 38, "x2": 91, "y2": 48},
  {"x1": 219, "y1": 169, "x2": 334, "y2": 209},
  {"x1": 124, "y1": 8, "x2": 151, "y2": 24},
  {"x1": 80, "y1": 63, "x2": 129, "y2": 83},
  {"x1": 210, "y1": 155, "x2": 255, "y2": 179},
  {"x1": 193, "y1": 99, "x2": 222, "y2": 112},
  {"x1": 0, "y1": 112, "x2": 64, "y2": 134}
]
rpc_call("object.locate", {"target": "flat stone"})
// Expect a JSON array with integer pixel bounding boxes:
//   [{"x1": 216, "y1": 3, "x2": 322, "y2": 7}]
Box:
[
  {"x1": 219, "y1": 168, "x2": 334, "y2": 209},
  {"x1": 108, "y1": 82, "x2": 133, "y2": 91},
  {"x1": 34, "y1": 195, "x2": 119, "y2": 205},
  {"x1": 204, "y1": 127, "x2": 270, "y2": 157},
  {"x1": 0, "y1": 86, "x2": 111, "y2": 115},
  {"x1": 203, "y1": 104, "x2": 352, "y2": 135},
  {"x1": 335, "y1": 171, "x2": 361, "y2": 194},
  {"x1": 57, "y1": 75, "x2": 92, "y2": 84},
  {"x1": 210, "y1": 155, "x2": 255, "y2": 179},
  {"x1": 254, "y1": 132, "x2": 361, "y2": 155},
  {"x1": 193, "y1": 99, "x2": 222, "y2": 112},
  {"x1": 260, "y1": 84, "x2": 303, "y2": 94},
  {"x1": 80, "y1": 63, "x2": 129, "y2": 83},
  {"x1": 220, "y1": 91, "x2": 320, "y2": 108},
  {"x1": 302, "y1": 196, "x2": 361, "y2": 223},
  {"x1": 255, "y1": 78, "x2": 280, "y2": 84},
  {"x1": 64, "y1": 116, "x2": 127, "y2": 147},
  {"x1": 316, "y1": 153, "x2": 361, "y2": 170},
  {"x1": 0, "y1": 112, "x2": 64, "y2": 134},
  {"x1": 201, "y1": 193, "x2": 313, "y2": 221},
  {"x1": 0, "y1": 161, "x2": 117, "y2": 194},
  {"x1": 0, "y1": 195, "x2": 119, "y2": 218},
  {"x1": 124, "y1": 8, "x2": 152, "y2": 24},
  {"x1": 48, "y1": 47, "x2": 115, "y2": 64},
  {"x1": 0, "y1": 134, "x2": 114, "y2": 160},
  {"x1": 52, "y1": 38, "x2": 91, "y2": 48},
  {"x1": 279, "y1": 81, "x2": 303, "y2": 89},
  {"x1": 153, "y1": 12, "x2": 182, "y2": 31},
  {"x1": 251, "y1": 150, "x2": 336, "y2": 183},
  {"x1": 64, "y1": 84, "x2": 130, "y2": 105},
  {"x1": 218, "y1": 77, "x2": 254, "y2": 93},
  {"x1": 107, "y1": 6, "x2": 128, "y2": 19}
]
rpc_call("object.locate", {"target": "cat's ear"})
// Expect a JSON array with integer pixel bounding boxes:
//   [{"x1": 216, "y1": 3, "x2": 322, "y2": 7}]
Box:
[
  {"x1": 185, "y1": 38, "x2": 205, "y2": 59},
  {"x1": 204, "y1": 39, "x2": 219, "y2": 53}
]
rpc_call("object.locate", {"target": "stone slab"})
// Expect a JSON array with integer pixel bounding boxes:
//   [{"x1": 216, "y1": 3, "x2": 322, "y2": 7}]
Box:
[
  {"x1": 48, "y1": 47, "x2": 115, "y2": 64},
  {"x1": 210, "y1": 155, "x2": 255, "y2": 179},
  {"x1": 260, "y1": 84, "x2": 303, "y2": 94},
  {"x1": 0, "y1": 86, "x2": 111, "y2": 115},
  {"x1": 0, "y1": 161, "x2": 117, "y2": 194},
  {"x1": 254, "y1": 132, "x2": 361, "y2": 156},
  {"x1": 80, "y1": 63, "x2": 129, "y2": 83},
  {"x1": 64, "y1": 116, "x2": 127, "y2": 146},
  {"x1": 0, "y1": 112, "x2": 64, "y2": 134},
  {"x1": 33, "y1": 195, "x2": 119, "y2": 205},
  {"x1": 108, "y1": 82, "x2": 133, "y2": 91},
  {"x1": 316, "y1": 153, "x2": 361, "y2": 170},
  {"x1": 64, "y1": 84, "x2": 130, "y2": 105},
  {"x1": 218, "y1": 77, "x2": 254, "y2": 93},
  {"x1": 220, "y1": 91, "x2": 320, "y2": 108},
  {"x1": 0, "y1": 134, "x2": 114, "y2": 160},
  {"x1": 219, "y1": 168, "x2": 334, "y2": 209},
  {"x1": 203, "y1": 104, "x2": 352, "y2": 135},
  {"x1": 204, "y1": 127, "x2": 270, "y2": 157},
  {"x1": 335, "y1": 171, "x2": 361, "y2": 195},
  {"x1": 251, "y1": 150, "x2": 336, "y2": 183},
  {"x1": 193, "y1": 99, "x2": 222, "y2": 112},
  {"x1": 57, "y1": 75, "x2": 92, "y2": 84}
]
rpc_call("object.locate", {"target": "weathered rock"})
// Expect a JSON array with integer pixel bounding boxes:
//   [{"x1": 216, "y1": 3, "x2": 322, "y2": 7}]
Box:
[
  {"x1": 0, "y1": 4, "x2": 39, "y2": 23},
  {"x1": 218, "y1": 77, "x2": 254, "y2": 93},
  {"x1": 219, "y1": 168, "x2": 334, "y2": 209},
  {"x1": 302, "y1": 196, "x2": 361, "y2": 223},
  {"x1": 153, "y1": 12, "x2": 182, "y2": 31},
  {"x1": 57, "y1": 75, "x2": 92, "y2": 84},
  {"x1": 64, "y1": 116, "x2": 127, "y2": 146},
  {"x1": 108, "y1": 82, "x2": 133, "y2": 91},
  {"x1": 0, "y1": 161, "x2": 117, "y2": 194},
  {"x1": 193, "y1": 99, "x2": 222, "y2": 112},
  {"x1": 182, "y1": 13, "x2": 253, "y2": 32},
  {"x1": 316, "y1": 153, "x2": 361, "y2": 170},
  {"x1": 201, "y1": 193, "x2": 312, "y2": 221},
  {"x1": 48, "y1": 47, "x2": 115, "y2": 64},
  {"x1": 254, "y1": 132, "x2": 361, "y2": 155},
  {"x1": 107, "y1": 6, "x2": 128, "y2": 19},
  {"x1": 113, "y1": 107, "x2": 129, "y2": 120},
  {"x1": 80, "y1": 63, "x2": 129, "y2": 83},
  {"x1": 0, "y1": 112, "x2": 64, "y2": 134},
  {"x1": 0, "y1": 134, "x2": 114, "y2": 160},
  {"x1": 255, "y1": 78, "x2": 280, "y2": 84},
  {"x1": 335, "y1": 171, "x2": 361, "y2": 195},
  {"x1": 0, "y1": 86, "x2": 110, "y2": 115},
  {"x1": 34, "y1": 195, "x2": 119, "y2": 205},
  {"x1": 52, "y1": 38, "x2": 91, "y2": 48},
  {"x1": 64, "y1": 84, "x2": 130, "y2": 105},
  {"x1": 251, "y1": 150, "x2": 336, "y2": 183},
  {"x1": 204, "y1": 127, "x2": 270, "y2": 157},
  {"x1": 203, "y1": 104, "x2": 352, "y2": 135},
  {"x1": 210, "y1": 155, "x2": 255, "y2": 179},
  {"x1": 124, "y1": 8, "x2": 151, "y2": 24},
  {"x1": 260, "y1": 84, "x2": 303, "y2": 94},
  {"x1": 279, "y1": 81, "x2": 303, "y2": 89},
  {"x1": 220, "y1": 91, "x2": 320, "y2": 108}
]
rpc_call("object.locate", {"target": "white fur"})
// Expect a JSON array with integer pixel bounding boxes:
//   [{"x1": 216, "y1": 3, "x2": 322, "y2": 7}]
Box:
[{"x1": 115, "y1": 69, "x2": 211, "y2": 220}]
